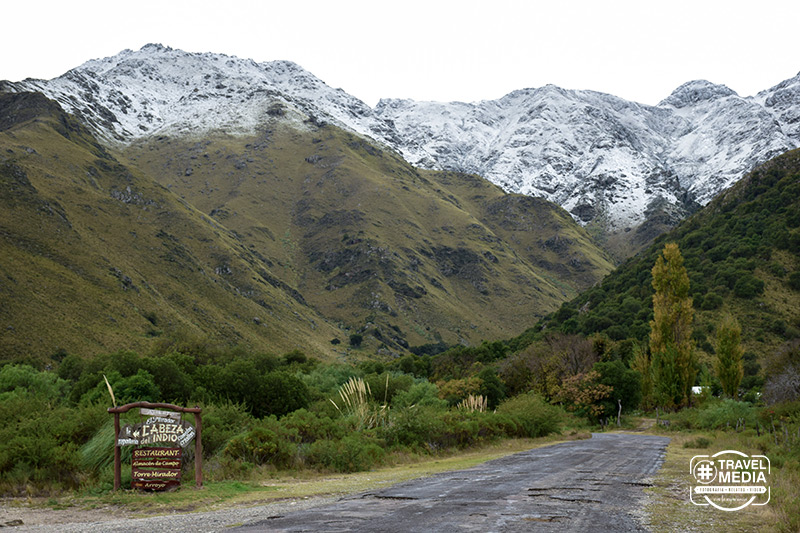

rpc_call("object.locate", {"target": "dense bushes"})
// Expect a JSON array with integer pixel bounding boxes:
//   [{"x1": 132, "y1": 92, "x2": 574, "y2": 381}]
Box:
[{"x1": 0, "y1": 349, "x2": 572, "y2": 493}]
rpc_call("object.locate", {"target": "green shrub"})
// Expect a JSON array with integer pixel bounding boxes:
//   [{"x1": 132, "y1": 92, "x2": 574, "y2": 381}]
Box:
[
  {"x1": 391, "y1": 381, "x2": 447, "y2": 409},
  {"x1": 733, "y1": 274, "x2": 765, "y2": 298},
  {"x1": 222, "y1": 419, "x2": 298, "y2": 469},
  {"x1": 349, "y1": 334, "x2": 363, "y2": 348},
  {"x1": 201, "y1": 401, "x2": 254, "y2": 458},
  {"x1": 306, "y1": 435, "x2": 384, "y2": 473},
  {"x1": 0, "y1": 364, "x2": 69, "y2": 400},
  {"x1": 80, "y1": 421, "x2": 120, "y2": 473},
  {"x1": 281, "y1": 409, "x2": 344, "y2": 443},
  {"x1": 301, "y1": 364, "x2": 360, "y2": 398},
  {"x1": 79, "y1": 370, "x2": 160, "y2": 406},
  {"x1": 701, "y1": 292, "x2": 723, "y2": 310},
  {"x1": 496, "y1": 393, "x2": 562, "y2": 438},
  {"x1": 593, "y1": 360, "x2": 642, "y2": 416},
  {"x1": 142, "y1": 354, "x2": 194, "y2": 403},
  {"x1": 256, "y1": 371, "x2": 310, "y2": 418},
  {"x1": 0, "y1": 390, "x2": 104, "y2": 491},
  {"x1": 789, "y1": 272, "x2": 800, "y2": 291},
  {"x1": 381, "y1": 405, "x2": 447, "y2": 450},
  {"x1": 668, "y1": 399, "x2": 758, "y2": 430},
  {"x1": 365, "y1": 372, "x2": 414, "y2": 405}
]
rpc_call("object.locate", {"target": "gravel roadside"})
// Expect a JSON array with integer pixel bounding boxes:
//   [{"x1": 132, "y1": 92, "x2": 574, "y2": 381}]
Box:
[{"x1": 1, "y1": 496, "x2": 340, "y2": 532}]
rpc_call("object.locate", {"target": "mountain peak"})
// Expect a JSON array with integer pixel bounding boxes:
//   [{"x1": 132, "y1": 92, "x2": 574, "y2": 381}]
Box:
[
  {"x1": 140, "y1": 43, "x2": 172, "y2": 53},
  {"x1": 659, "y1": 79, "x2": 737, "y2": 108}
]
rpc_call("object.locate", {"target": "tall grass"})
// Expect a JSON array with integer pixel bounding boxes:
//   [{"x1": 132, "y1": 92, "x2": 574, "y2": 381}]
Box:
[
  {"x1": 330, "y1": 376, "x2": 389, "y2": 430},
  {"x1": 457, "y1": 394, "x2": 488, "y2": 413}
]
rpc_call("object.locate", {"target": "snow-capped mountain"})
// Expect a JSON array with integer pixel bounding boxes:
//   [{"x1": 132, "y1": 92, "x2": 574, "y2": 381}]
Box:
[
  {"x1": 4, "y1": 44, "x2": 799, "y2": 232},
  {"x1": 373, "y1": 79, "x2": 798, "y2": 230},
  {"x1": 1, "y1": 44, "x2": 397, "y2": 145}
]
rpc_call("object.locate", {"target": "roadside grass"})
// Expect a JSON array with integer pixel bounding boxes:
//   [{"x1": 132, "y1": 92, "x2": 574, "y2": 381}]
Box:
[{"x1": 641, "y1": 429, "x2": 781, "y2": 533}]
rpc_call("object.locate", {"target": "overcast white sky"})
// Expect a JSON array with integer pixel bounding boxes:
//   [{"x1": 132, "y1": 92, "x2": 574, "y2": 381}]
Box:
[{"x1": 3, "y1": 0, "x2": 798, "y2": 107}]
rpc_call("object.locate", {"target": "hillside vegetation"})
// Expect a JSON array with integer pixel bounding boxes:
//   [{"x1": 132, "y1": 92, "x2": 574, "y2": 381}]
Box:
[
  {"x1": 515, "y1": 148, "x2": 800, "y2": 377},
  {"x1": 0, "y1": 92, "x2": 344, "y2": 361},
  {"x1": 0, "y1": 91, "x2": 614, "y2": 362}
]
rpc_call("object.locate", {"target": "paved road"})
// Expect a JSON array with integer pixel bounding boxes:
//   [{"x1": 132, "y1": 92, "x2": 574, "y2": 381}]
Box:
[{"x1": 235, "y1": 433, "x2": 670, "y2": 532}]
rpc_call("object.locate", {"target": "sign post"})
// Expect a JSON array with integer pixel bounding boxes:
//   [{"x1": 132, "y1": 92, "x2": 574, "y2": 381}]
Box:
[{"x1": 108, "y1": 402, "x2": 203, "y2": 491}]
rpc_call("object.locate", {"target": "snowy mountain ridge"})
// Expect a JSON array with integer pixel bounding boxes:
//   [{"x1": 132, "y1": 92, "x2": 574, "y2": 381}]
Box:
[{"x1": 4, "y1": 44, "x2": 799, "y2": 232}]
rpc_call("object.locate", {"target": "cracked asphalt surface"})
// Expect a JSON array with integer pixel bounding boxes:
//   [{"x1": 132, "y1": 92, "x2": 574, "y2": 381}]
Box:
[{"x1": 235, "y1": 432, "x2": 670, "y2": 532}]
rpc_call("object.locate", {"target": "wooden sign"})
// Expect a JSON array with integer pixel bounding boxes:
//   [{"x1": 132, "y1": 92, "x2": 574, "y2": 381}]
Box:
[
  {"x1": 132, "y1": 479, "x2": 181, "y2": 491},
  {"x1": 132, "y1": 466, "x2": 181, "y2": 480},
  {"x1": 117, "y1": 418, "x2": 195, "y2": 447},
  {"x1": 108, "y1": 402, "x2": 203, "y2": 492},
  {"x1": 132, "y1": 457, "x2": 181, "y2": 469},
  {"x1": 132, "y1": 447, "x2": 182, "y2": 460},
  {"x1": 140, "y1": 407, "x2": 182, "y2": 420},
  {"x1": 132, "y1": 447, "x2": 182, "y2": 491}
]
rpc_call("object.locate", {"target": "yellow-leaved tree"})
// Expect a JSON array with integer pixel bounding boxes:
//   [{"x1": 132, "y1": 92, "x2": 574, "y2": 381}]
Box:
[
  {"x1": 649, "y1": 242, "x2": 697, "y2": 409},
  {"x1": 715, "y1": 315, "x2": 744, "y2": 399}
]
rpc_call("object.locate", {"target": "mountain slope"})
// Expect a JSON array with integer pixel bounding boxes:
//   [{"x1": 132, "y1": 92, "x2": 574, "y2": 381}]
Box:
[
  {"x1": 118, "y1": 116, "x2": 614, "y2": 352},
  {"x1": 4, "y1": 45, "x2": 798, "y2": 246},
  {"x1": 518, "y1": 148, "x2": 800, "y2": 362},
  {"x1": 0, "y1": 91, "x2": 615, "y2": 361},
  {"x1": 373, "y1": 78, "x2": 798, "y2": 236},
  {"x1": 0, "y1": 91, "x2": 340, "y2": 361}
]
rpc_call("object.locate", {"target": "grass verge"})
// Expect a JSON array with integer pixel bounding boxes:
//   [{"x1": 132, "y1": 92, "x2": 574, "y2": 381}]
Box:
[{"x1": 641, "y1": 429, "x2": 780, "y2": 533}]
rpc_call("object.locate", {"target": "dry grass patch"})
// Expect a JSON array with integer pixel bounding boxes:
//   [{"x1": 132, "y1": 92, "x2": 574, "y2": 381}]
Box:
[{"x1": 642, "y1": 431, "x2": 779, "y2": 533}]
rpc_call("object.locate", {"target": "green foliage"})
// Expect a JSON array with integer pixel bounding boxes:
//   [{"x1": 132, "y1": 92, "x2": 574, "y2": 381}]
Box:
[
  {"x1": 281, "y1": 409, "x2": 345, "y2": 443},
  {"x1": 80, "y1": 369, "x2": 161, "y2": 406},
  {"x1": 495, "y1": 393, "x2": 563, "y2": 438},
  {"x1": 0, "y1": 383, "x2": 105, "y2": 491},
  {"x1": 391, "y1": 381, "x2": 447, "y2": 409},
  {"x1": 301, "y1": 364, "x2": 360, "y2": 398},
  {"x1": 593, "y1": 360, "x2": 642, "y2": 415},
  {"x1": 682, "y1": 436, "x2": 712, "y2": 449},
  {"x1": 364, "y1": 372, "x2": 414, "y2": 405},
  {"x1": 715, "y1": 316, "x2": 744, "y2": 398},
  {"x1": 666, "y1": 399, "x2": 758, "y2": 430},
  {"x1": 200, "y1": 401, "x2": 254, "y2": 458},
  {"x1": 381, "y1": 405, "x2": 448, "y2": 450},
  {"x1": 306, "y1": 436, "x2": 385, "y2": 473},
  {"x1": 0, "y1": 364, "x2": 69, "y2": 400},
  {"x1": 0, "y1": 353, "x2": 578, "y2": 494},
  {"x1": 222, "y1": 418, "x2": 298, "y2": 468},
  {"x1": 257, "y1": 372, "x2": 310, "y2": 418},
  {"x1": 650, "y1": 243, "x2": 697, "y2": 409},
  {"x1": 514, "y1": 153, "x2": 800, "y2": 354},
  {"x1": 349, "y1": 334, "x2": 363, "y2": 348},
  {"x1": 789, "y1": 272, "x2": 800, "y2": 291},
  {"x1": 79, "y1": 422, "x2": 118, "y2": 473},
  {"x1": 477, "y1": 367, "x2": 507, "y2": 409}
]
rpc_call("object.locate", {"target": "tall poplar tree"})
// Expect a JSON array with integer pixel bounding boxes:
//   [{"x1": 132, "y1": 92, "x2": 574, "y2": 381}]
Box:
[
  {"x1": 649, "y1": 243, "x2": 696, "y2": 409},
  {"x1": 715, "y1": 315, "x2": 744, "y2": 399}
]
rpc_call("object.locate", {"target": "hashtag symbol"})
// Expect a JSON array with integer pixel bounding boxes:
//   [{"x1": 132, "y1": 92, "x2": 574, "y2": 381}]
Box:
[{"x1": 696, "y1": 462, "x2": 714, "y2": 481}]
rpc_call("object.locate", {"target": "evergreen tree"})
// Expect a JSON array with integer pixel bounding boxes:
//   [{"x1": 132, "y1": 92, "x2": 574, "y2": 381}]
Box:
[
  {"x1": 649, "y1": 243, "x2": 697, "y2": 409},
  {"x1": 715, "y1": 315, "x2": 744, "y2": 399}
]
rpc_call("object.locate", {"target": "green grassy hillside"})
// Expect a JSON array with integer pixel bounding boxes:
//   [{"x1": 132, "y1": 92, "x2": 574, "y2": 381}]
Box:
[
  {"x1": 120, "y1": 120, "x2": 614, "y2": 352},
  {"x1": 516, "y1": 147, "x2": 800, "y2": 365},
  {"x1": 0, "y1": 92, "x2": 615, "y2": 362},
  {"x1": 0, "y1": 92, "x2": 341, "y2": 361}
]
